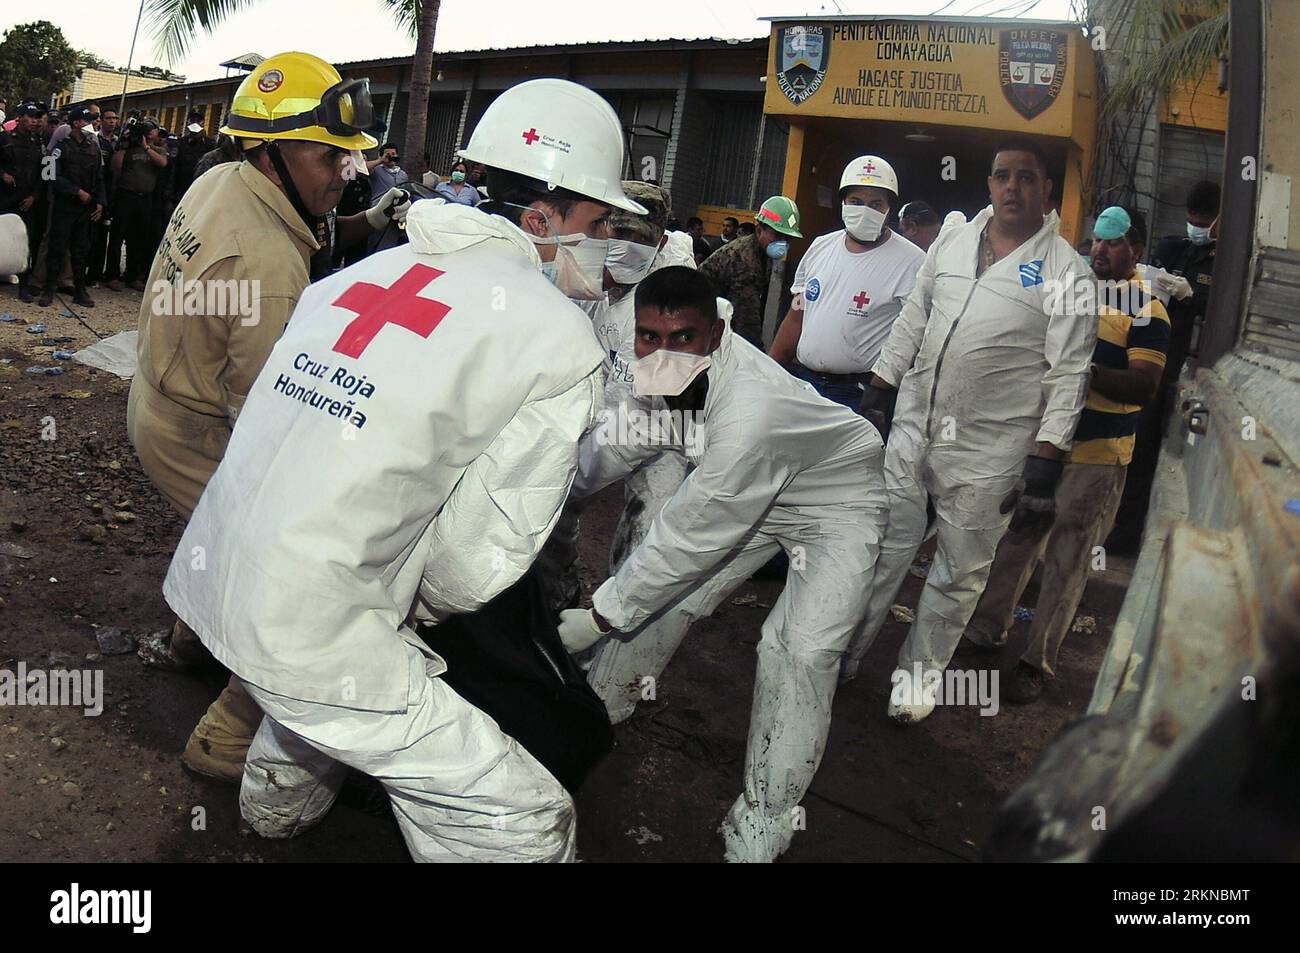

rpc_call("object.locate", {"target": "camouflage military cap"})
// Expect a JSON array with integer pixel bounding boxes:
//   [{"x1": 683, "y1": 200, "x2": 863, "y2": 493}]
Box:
[{"x1": 608, "y1": 181, "x2": 672, "y2": 244}]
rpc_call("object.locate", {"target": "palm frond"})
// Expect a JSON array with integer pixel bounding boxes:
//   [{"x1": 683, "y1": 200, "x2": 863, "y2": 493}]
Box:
[
  {"x1": 377, "y1": 0, "x2": 421, "y2": 41},
  {"x1": 144, "y1": 0, "x2": 265, "y2": 67},
  {"x1": 1107, "y1": 14, "x2": 1228, "y2": 116},
  {"x1": 1092, "y1": 0, "x2": 1228, "y2": 118}
]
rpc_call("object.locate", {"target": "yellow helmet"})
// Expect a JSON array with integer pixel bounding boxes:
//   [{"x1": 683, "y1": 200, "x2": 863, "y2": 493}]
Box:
[{"x1": 220, "y1": 51, "x2": 378, "y2": 151}]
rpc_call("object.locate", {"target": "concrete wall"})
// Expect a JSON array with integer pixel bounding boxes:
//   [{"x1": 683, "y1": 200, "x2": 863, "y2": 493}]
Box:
[{"x1": 1262, "y1": 0, "x2": 1300, "y2": 250}]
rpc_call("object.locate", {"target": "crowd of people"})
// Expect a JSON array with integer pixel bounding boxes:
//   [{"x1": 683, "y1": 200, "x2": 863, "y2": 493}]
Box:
[
  {"x1": 0, "y1": 101, "x2": 230, "y2": 305},
  {"x1": 0, "y1": 54, "x2": 1219, "y2": 862}
]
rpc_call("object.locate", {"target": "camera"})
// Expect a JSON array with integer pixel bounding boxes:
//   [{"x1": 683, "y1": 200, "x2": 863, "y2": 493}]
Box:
[{"x1": 120, "y1": 116, "x2": 159, "y2": 149}]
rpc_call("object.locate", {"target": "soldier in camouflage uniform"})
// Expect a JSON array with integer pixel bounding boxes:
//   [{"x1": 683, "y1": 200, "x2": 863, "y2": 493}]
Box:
[{"x1": 699, "y1": 195, "x2": 801, "y2": 347}]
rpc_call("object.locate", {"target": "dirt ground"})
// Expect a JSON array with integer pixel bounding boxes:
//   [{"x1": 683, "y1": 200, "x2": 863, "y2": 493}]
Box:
[{"x1": 0, "y1": 281, "x2": 1134, "y2": 863}]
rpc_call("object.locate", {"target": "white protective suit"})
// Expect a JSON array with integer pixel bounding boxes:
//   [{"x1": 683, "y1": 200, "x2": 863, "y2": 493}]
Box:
[
  {"x1": 162, "y1": 200, "x2": 606, "y2": 861},
  {"x1": 575, "y1": 326, "x2": 887, "y2": 863},
  {"x1": 591, "y1": 229, "x2": 700, "y2": 573},
  {"x1": 843, "y1": 206, "x2": 1097, "y2": 683},
  {"x1": 535, "y1": 229, "x2": 700, "y2": 607}
]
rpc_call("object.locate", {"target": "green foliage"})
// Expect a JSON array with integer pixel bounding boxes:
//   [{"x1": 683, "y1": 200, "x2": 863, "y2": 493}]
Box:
[
  {"x1": 0, "y1": 20, "x2": 81, "y2": 104},
  {"x1": 1091, "y1": 0, "x2": 1230, "y2": 117},
  {"x1": 146, "y1": 0, "x2": 422, "y2": 67}
]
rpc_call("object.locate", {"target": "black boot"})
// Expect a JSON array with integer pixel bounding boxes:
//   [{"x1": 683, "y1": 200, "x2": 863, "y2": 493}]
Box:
[
  {"x1": 18, "y1": 283, "x2": 34, "y2": 304},
  {"x1": 72, "y1": 286, "x2": 95, "y2": 308},
  {"x1": 37, "y1": 287, "x2": 54, "y2": 307}
]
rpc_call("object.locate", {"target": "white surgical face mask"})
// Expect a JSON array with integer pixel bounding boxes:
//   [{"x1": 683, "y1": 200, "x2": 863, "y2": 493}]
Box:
[
  {"x1": 606, "y1": 238, "x2": 658, "y2": 285},
  {"x1": 632, "y1": 348, "x2": 711, "y2": 398},
  {"x1": 842, "y1": 203, "x2": 887, "y2": 243},
  {"x1": 510, "y1": 203, "x2": 609, "y2": 300},
  {"x1": 1186, "y1": 221, "x2": 1213, "y2": 246}
]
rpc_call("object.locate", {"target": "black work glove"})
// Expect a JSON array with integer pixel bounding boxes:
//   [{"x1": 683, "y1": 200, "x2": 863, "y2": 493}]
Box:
[
  {"x1": 859, "y1": 383, "x2": 898, "y2": 443},
  {"x1": 999, "y1": 455, "x2": 1065, "y2": 537}
]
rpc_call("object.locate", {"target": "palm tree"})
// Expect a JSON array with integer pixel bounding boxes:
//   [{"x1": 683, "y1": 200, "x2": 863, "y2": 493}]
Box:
[
  {"x1": 1088, "y1": 0, "x2": 1229, "y2": 116},
  {"x1": 144, "y1": 0, "x2": 441, "y2": 177}
]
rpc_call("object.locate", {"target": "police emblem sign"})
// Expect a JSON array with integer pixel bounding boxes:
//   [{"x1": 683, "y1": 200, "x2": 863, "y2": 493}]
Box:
[
  {"x1": 998, "y1": 29, "x2": 1067, "y2": 119},
  {"x1": 776, "y1": 25, "x2": 830, "y2": 105}
]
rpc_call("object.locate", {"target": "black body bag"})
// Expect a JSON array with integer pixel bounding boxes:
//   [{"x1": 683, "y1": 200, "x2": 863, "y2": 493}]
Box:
[{"x1": 418, "y1": 568, "x2": 614, "y2": 794}]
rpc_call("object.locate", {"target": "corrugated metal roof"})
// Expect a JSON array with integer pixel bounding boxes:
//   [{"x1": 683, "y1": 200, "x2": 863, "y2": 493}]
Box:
[
  {"x1": 334, "y1": 35, "x2": 765, "y2": 69},
  {"x1": 761, "y1": 14, "x2": 1081, "y2": 25},
  {"x1": 219, "y1": 52, "x2": 265, "y2": 70},
  {"x1": 109, "y1": 36, "x2": 766, "y2": 96}
]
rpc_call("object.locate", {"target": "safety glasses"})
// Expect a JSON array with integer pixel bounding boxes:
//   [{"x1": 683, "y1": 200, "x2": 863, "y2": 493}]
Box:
[{"x1": 228, "y1": 77, "x2": 375, "y2": 137}]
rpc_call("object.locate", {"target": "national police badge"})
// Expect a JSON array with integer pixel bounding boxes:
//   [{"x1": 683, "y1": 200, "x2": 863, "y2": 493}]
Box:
[
  {"x1": 776, "y1": 25, "x2": 830, "y2": 106},
  {"x1": 998, "y1": 29, "x2": 1068, "y2": 120}
]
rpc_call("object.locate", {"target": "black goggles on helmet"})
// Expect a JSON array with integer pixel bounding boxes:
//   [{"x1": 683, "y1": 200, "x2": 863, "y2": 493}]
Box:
[{"x1": 227, "y1": 77, "x2": 375, "y2": 138}]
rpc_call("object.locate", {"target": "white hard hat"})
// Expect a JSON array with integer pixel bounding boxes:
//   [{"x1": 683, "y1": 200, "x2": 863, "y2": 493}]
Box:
[
  {"x1": 839, "y1": 155, "x2": 899, "y2": 201},
  {"x1": 459, "y1": 78, "x2": 647, "y2": 214}
]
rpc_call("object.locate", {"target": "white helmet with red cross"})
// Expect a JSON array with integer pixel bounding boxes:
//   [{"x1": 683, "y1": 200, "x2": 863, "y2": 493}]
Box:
[
  {"x1": 839, "y1": 155, "x2": 899, "y2": 202},
  {"x1": 459, "y1": 78, "x2": 647, "y2": 214}
]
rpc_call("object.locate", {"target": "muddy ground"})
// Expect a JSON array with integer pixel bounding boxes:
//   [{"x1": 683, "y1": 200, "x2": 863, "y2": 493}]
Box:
[{"x1": 0, "y1": 282, "x2": 1133, "y2": 862}]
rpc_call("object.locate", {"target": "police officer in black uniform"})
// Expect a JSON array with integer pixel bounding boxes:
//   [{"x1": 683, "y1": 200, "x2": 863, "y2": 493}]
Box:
[
  {"x1": 87, "y1": 106, "x2": 120, "y2": 286},
  {"x1": 40, "y1": 105, "x2": 105, "y2": 308},
  {"x1": 1107, "y1": 179, "x2": 1220, "y2": 553},
  {"x1": 1, "y1": 103, "x2": 50, "y2": 302}
]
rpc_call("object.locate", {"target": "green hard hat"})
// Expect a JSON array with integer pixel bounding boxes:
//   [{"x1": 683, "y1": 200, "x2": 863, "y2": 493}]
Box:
[{"x1": 756, "y1": 195, "x2": 802, "y2": 238}]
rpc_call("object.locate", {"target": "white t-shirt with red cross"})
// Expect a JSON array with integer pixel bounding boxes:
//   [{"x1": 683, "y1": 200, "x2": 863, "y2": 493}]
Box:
[{"x1": 791, "y1": 228, "x2": 926, "y2": 375}]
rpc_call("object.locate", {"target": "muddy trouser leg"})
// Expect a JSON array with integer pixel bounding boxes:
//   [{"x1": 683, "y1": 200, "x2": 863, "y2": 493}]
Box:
[
  {"x1": 842, "y1": 437, "x2": 929, "y2": 677},
  {"x1": 588, "y1": 526, "x2": 781, "y2": 724},
  {"x1": 182, "y1": 677, "x2": 263, "y2": 781},
  {"x1": 722, "y1": 502, "x2": 884, "y2": 862},
  {"x1": 895, "y1": 481, "x2": 1012, "y2": 679},
  {"x1": 965, "y1": 523, "x2": 1049, "y2": 648},
  {"x1": 1020, "y1": 463, "x2": 1126, "y2": 677},
  {"x1": 241, "y1": 643, "x2": 576, "y2": 862},
  {"x1": 608, "y1": 449, "x2": 690, "y2": 576}
]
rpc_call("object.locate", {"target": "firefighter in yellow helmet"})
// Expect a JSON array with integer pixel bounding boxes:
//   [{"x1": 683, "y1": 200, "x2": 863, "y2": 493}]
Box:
[{"x1": 127, "y1": 52, "x2": 412, "y2": 782}]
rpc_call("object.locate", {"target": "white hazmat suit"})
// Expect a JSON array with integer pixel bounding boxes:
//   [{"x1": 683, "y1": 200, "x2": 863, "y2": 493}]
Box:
[
  {"x1": 591, "y1": 229, "x2": 700, "y2": 574},
  {"x1": 843, "y1": 207, "x2": 1097, "y2": 694},
  {"x1": 576, "y1": 325, "x2": 887, "y2": 862},
  {"x1": 163, "y1": 201, "x2": 607, "y2": 861}
]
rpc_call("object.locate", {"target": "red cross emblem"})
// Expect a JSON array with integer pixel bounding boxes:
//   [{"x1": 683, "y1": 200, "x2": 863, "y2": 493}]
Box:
[
  {"x1": 331, "y1": 264, "x2": 451, "y2": 359},
  {"x1": 853, "y1": 290, "x2": 871, "y2": 309},
  {"x1": 521, "y1": 127, "x2": 540, "y2": 145},
  {"x1": 864, "y1": 161, "x2": 875, "y2": 173}
]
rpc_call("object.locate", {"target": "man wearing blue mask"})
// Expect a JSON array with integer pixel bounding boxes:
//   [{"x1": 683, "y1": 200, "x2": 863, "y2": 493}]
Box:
[
  {"x1": 1106, "y1": 179, "x2": 1219, "y2": 555},
  {"x1": 561, "y1": 265, "x2": 887, "y2": 862},
  {"x1": 699, "y1": 194, "x2": 801, "y2": 347}
]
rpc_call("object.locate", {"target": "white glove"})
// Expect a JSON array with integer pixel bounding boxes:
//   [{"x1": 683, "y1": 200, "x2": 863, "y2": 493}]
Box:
[
  {"x1": 364, "y1": 186, "x2": 411, "y2": 230},
  {"x1": 557, "y1": 608, "x2": 609, "y2": 654},
  {"x1": 1141, "y1": 265, "x2": 1193, "y2": 305}
]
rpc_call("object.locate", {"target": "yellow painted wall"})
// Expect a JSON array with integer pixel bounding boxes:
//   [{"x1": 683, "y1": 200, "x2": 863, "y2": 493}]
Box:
[
  {"x1": 1162, "y1": 67, "x2": 1228, "y2": 132},
  {"x1": 765, "y1": 20, "x2": 1093, "y2": 145},
  {"x1": 696, "y1": 204, "x2": 760, "y2": 237},
  {"x1": 767, "y1": 19, "x2": 1097, "y2": 246}
]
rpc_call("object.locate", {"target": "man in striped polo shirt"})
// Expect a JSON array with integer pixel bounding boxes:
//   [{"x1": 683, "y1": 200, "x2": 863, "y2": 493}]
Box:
[{"x1": 964, "y1": 206, "x2": 1170, "y2": 704}]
